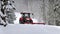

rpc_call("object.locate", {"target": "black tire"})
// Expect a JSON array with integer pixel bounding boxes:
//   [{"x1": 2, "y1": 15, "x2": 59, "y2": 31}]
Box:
[{"x1": 19, "y1": 20, "x2": 24, "y2": 24}]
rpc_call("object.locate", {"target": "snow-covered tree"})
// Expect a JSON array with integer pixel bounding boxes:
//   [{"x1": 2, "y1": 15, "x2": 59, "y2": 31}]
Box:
[{"x1": 1, "y1": 0, "x2": 16, "y2": 24}]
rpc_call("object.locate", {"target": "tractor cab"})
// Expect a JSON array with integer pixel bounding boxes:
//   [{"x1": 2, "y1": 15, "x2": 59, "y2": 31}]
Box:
[
  {"x1": 19, "y1": 12, "x2": 33, "y2": 24},
  {"x1": 21, "y1": 13, "x2": 30, "y2": 18}
]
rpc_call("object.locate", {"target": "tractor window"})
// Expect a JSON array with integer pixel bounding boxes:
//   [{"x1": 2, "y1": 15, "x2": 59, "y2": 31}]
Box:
[
  {"x1": 25, "y1": 14, "x2": 28, "y2": 16},
  {"x1": 25, "y1": 14, "x2": 29, "y2": 17}
]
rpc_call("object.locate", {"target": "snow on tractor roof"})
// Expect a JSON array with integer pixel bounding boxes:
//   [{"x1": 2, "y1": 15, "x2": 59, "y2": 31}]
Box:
[
  {"x1": 21, "y1": 12, "x2": 32, "y2": 14},
  {"x1": 20, "y1": 11, "x2": 33, "y2": 14}
]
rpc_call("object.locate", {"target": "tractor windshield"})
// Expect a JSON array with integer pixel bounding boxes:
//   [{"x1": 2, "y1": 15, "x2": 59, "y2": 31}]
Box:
[
  {"x1": 25, "y1": 14, "x2": 29, "y2": 17},
  {"x1": 21, "y1": 13, "x2": 30, "y2": 18}
]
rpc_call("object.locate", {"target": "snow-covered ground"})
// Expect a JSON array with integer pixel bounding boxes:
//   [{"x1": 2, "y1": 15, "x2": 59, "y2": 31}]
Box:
[{"x1": 0, "y1": 24, "x2": 60, "y2": 34}]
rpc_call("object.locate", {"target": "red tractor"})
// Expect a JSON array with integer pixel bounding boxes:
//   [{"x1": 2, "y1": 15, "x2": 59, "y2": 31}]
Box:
[{"x1": 19, "y1": 12, "x2": 33, "y2": 24}]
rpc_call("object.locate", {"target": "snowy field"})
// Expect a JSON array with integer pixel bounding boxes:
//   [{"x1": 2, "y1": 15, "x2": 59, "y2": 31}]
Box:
[{"x1": 0, "y1": 24, "x2": 60, "y2": 34}]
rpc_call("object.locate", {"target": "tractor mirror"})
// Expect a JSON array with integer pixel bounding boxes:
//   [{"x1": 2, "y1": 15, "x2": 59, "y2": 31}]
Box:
[
  {"x1": 12, "y1": 1, "x2": 15, "y2": 3},
  {"x1": 32, "y1": 13, "x2": 34, "y2": 15}
]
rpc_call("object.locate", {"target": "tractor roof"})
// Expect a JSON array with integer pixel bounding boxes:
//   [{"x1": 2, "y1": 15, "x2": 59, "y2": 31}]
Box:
[{"x1": 21, "y1": 12, "x2": 31, "y2": 14}]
